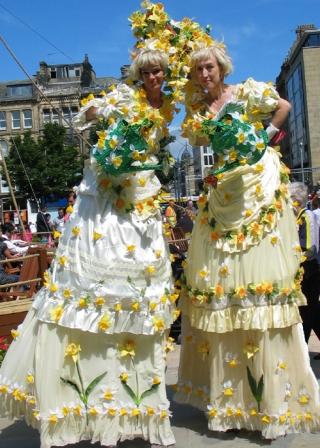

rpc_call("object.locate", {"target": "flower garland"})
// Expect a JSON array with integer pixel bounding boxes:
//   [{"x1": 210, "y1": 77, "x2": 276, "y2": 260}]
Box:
[{"x1": 181, "y1": 266, "x2": 304, "y2": 307}]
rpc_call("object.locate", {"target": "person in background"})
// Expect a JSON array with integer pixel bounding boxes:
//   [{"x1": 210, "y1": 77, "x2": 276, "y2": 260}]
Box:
[
  {"x1": 165, "y1": 199, "x2": 177, "y2": 227},
  {"x1": 64, "y1": 191, "x2": 77, "y2": 223},
  {"x1": 1, "y1": 223, "x2": 28, "y2": 256},
  {"x1": 36, "y1": 206, "x2": 50, "y2": 234},
  {"x1": 53, "y1": 208, "x2": 65, "y2": 234},
  {"x1": 0, "y1": 239, "x2": 19, "y2": 285},
  {"x1": 289, "y1": 182, "x2": 320, "y2": 355}
]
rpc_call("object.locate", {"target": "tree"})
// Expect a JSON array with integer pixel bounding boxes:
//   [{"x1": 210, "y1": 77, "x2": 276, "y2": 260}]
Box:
[{"x1": 6, "y1": 123, "x2": 84, "y2": 206}]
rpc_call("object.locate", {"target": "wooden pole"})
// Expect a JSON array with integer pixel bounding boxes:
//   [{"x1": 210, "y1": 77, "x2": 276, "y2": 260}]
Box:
[{"x1": 0, "y1": 144, "x2": 26, "y2": 233}]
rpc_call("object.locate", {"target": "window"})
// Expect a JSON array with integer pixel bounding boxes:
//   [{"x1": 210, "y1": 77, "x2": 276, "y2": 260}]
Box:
[
  {"x1": 50, "y1": 68, "x2": 57, "y2": 79},
  {"x1": 11, "y1": 111, "x2": 21, "y2": 129},
  {"x1": 62, "y1": 107, "x2": 70, "y2": 119},
  {"x1": 0, "y1": 111, "x2": 6, "y2": 130},
  {"x1": 75, "y1": 69, "x2": 80, "y2": 77},
  {"x1": 203, "y1": 146, "x2": 213, "y2": 166},
  {"x1": 0, "y1": 140, "x2": 9, "y2": 158},
  {"x1": 52, "y1": 110, "x2": 60, "y2": 124},
  {"x1": 71, "y1": 106, "x2": 78, "y2": 118},
  {"x1": 0, "y1": 174, "x2": 9, "y2": 194},
  {"x1": 43, "y1": 109, "x2": 51, "y2": 124},
  {"x1": 23, "y1": 109, "x2": 32, "y2": 128},
  {"x1": 7, "y1": 85, "x2": 32, "y2": 97}
]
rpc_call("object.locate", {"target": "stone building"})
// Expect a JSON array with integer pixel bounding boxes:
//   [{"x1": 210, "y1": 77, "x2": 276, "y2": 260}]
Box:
[
  {"x1": 0, "y1": 55, "x2": 118, "y2": 198},
  {"x1": 276, "y1": 25, "x2": 320, "y2": 185}
]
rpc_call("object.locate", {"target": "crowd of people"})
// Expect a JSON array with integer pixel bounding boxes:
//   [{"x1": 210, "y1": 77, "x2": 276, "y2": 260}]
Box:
[{"x1": 0, "y1": 2, "x2": 320, "y2": 447}]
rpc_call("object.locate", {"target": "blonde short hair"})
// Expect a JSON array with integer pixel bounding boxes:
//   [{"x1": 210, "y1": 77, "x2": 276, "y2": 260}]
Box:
[
  {"x1": 128, "y1": 49, "x2": 168, "y2": 82},
  {"x1": 190, "y1": 44, "x2": 233, "y2": 80}
]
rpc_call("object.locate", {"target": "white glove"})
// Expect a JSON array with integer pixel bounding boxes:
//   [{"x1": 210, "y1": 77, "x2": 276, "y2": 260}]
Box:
[{"x1": 265, "y1": 123, "x2": 279, "y2": 141}]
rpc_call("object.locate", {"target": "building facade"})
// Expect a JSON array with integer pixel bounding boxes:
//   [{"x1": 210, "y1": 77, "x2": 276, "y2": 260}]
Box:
[
  {"x1": 0, "y1": 55, "x2": 118, "y2": 200},
  {"x1": 276, "y1": 25, "x2": 320, "y2": 185}
]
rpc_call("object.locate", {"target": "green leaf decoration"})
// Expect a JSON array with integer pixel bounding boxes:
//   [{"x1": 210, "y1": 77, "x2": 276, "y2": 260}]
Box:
[
  {"x1": 85, "y1": 371, "x2": 108, "y2": 397},
  {"x1": 60, "y1": 377, "x2": 81, "y2": 395},
  {"x1": 256, "y1": 374, "x2": 264, "y2": 403},
  {"x1": 138, "y1": 383, "x2": 160, "y2": 405},
  {"x1": 246, "y1": 366, "x2": 257, "y2": 397},
  {"x1": 121, "y1": 380, "x2": 139, "y2": 406}
]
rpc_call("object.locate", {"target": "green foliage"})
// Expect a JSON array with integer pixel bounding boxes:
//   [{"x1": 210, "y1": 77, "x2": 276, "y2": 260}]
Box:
[
  {"x1": 6, "y1": 123, "x2": 84, "y2": 204},
  {"x1": 246, "y1": 366, "x2": 264, "y2": 412}
]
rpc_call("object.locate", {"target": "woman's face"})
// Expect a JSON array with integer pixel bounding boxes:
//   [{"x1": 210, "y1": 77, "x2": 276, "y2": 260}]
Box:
[
  {"x1": 141, "y1": 63, "x2": 164, "y2": 93},
  {"x1": 195, "y1": 54, "x2": 222, "y2": 91}
]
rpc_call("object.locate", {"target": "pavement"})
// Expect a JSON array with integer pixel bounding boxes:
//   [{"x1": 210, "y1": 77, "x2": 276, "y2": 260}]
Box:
[{"x1": 1, "y1": 333, "x2": 320, "y2": 448}]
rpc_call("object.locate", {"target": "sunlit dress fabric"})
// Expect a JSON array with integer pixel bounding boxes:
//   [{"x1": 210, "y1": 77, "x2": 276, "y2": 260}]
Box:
[
  {"x1": 174, "y1": 79, "x2": 320, "y2": 438},
  {"x1": 0, "y1": 90, "x2": 177, "y2": 447}
]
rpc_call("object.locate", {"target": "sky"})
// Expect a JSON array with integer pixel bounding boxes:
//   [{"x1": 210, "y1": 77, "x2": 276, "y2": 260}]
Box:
[{"x1": 0, "y1": 0, "x2": 319, "y2": 154}]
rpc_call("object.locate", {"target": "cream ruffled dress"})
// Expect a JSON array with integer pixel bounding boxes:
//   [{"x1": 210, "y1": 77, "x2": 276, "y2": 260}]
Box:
[
  {"x1": 0, "y1": 84, "x2": 177, "y2": 447},
  {"x1": 174, "y1": 78, "x2": 320, "y2": 438}
]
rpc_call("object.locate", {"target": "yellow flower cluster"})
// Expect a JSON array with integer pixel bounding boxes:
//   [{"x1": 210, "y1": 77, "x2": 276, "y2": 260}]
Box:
[{"x1": 129, "y1": 1, "x2": 216, "y2": 102}]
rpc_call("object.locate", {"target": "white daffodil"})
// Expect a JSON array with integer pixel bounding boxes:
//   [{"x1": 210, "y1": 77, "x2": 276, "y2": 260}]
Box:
[
  {"x1": 275, "y1": 359, "x2": 287, "y2": 374},
  {"x1": 198, "y1": 267, "x2": 210, "y2": 282},
  {"x1": 284, "y1": 382, "x2": 292, "y2": 401},
  {"x1": 270, "y1": 231, "x2": 282, "y2": 246},
  {"x1": 218, "y1": 259, "x2": 231, "y2": 277},
  {"x1": 224, "y1": 352, "x2": 240, "y2": 368},
  {"x1": 222, "y1": 380, "x2": 234, "y2": 397}
]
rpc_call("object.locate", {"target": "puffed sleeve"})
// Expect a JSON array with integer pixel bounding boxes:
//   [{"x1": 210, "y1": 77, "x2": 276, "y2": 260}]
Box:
[
  {"x1": 72, "y1": 83, "x2": 135, "y2": 131},
  {"x1": 236, "y1": 77, "x2": 280, "y2": 122}
]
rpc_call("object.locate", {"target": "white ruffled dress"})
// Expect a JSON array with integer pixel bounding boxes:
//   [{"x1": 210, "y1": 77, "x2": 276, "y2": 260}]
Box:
[
  {"x1": 0, "y1": 85, "x2": 176, "y2": 447},
  {"x1": 174, "y1": 79, "x2": 320, "y2": 438}
]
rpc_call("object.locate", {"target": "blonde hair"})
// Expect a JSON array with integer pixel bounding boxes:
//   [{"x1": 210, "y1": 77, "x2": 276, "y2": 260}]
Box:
[
  {"x1": 128, "y1": 49, "x2": 168, "y2": 82},
  {"x1": 190, "y1": 44, "x2": 233, "y2": 80}
]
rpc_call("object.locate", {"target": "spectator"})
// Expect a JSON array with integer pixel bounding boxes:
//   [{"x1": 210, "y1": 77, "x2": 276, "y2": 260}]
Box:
[
  {"x1": 45, "y1": 213, "x2": 53, "y2": 231},
  {"x1": 289, "y1": 182, "x2": 320, "y2": 352},
  {"x1": 64, "y1": 191, "x2": 77, "y2": 222},
  {"x1": 36, "y1": 206, "x2": 50, "y2": 234},
  {"x1": 165, "y1": 199, "x2": 177, "y2": 228},
  {"x1": 0, "y1": 239, "x2": 19, "y2": 285},
  {"x1": 53, "y1": 208, "x2": 65, "y2": 233},
  {"x1": 1, "y1": 223, "x2": 29, "y2": 256}
]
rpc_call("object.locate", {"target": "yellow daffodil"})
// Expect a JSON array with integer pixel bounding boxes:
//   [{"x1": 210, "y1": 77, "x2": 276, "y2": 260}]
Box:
[
  {"x1": 145, "y1": 265, "x2": 155, "y2": 276},
  {"x1": 26, "y1": 373, "x2": 34, "y2": 384},
  {"x1": 95, "y1": 296, "x2": 105, "y2": 306},
  {"x1": 98, "y1": 314, "x2": 111, "y2": 331},
  {"x1": 65, "y1": 205, "x2": 73, "y2": 214},
  {"x1": 64, "y1": 343, "x2": 81, "y2": 363},
  {"x1": 58, "y1": 256, "x2": 67, "y2": 267},
  {"x1": 50, "y1": 283, "x2": 58, "y2": 293},
  {"x1": 50, "y1": 305, "x2": 63, "y2": 322},
  {"x1": 93, "y1": 231, "x2": 103, "y2": 241},
  {"x1": 78, "y1": 297, "x2": 88, "y2": 308},
  {"x1": 119, "y1": 340, "x2": 136, "y2": 358},
  {"x1": 126, "y1": 244, "x2": 136, "y2": 253},
  {"x1": 153, "y1": 317, "x2": 165, "y2": 332},
  {"x1": 114, "y1": 303, "x2": 122, "y2": 312},
  {"x1": 11, "y1": 329, "x2": 20, "y2": 339},
  {"x1": 146, "y1": 406, "x2": 155, "y2": 416},
  {"x1": 72, "y1": 226, "x2": 81, "y2": 237},
  {"x1": 131, "y1": 301, "x2": 140, "y2": 311},
  {"x1": 63, "y1": 288, "x2": 72, "y2": 299},
  {"x1": 243, "y1": 341, "x2": 259, "y2": 359},
  {"x1": 207, "y1": 405, "x2": 217, "y2": 418}
]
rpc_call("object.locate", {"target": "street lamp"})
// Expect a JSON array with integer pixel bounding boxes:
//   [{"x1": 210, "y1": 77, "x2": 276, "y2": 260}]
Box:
[{"x1": 299, "y1": 140, "x2": 305, "y2": 184}]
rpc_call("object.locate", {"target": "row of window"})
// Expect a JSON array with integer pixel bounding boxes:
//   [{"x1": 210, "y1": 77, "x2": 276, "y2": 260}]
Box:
[
  {"x1": 0, "y1": 110, "x2": 32, "y2": 131},
  {"x1": 42, "y1": 107, "x2": 78, "y2": 124}
]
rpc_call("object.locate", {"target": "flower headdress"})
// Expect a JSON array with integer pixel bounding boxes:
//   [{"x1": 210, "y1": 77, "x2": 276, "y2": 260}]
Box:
[{"x1": 129, "y1": 1, "x2": 216, "y2": 102}]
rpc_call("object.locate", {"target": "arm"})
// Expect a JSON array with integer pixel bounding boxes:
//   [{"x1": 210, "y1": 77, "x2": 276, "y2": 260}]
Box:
[
  {"x1": 266, "y1": 98, "x2": 291, "y2": 140},
  {"x1": 85, "y1": 106, "x2": 98, "y2": 122}
]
